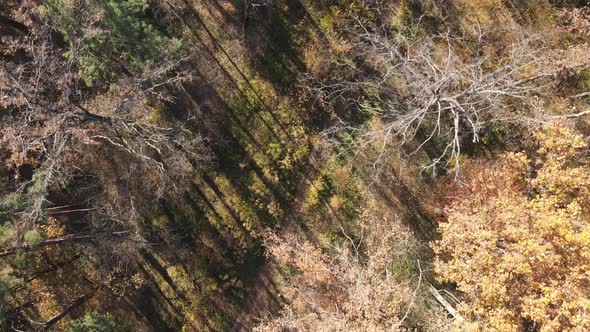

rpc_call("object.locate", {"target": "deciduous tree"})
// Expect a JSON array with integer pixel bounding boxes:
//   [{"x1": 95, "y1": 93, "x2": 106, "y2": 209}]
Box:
[{"x1": 434, "y1": 125, "x2": 590, "y2": 331}]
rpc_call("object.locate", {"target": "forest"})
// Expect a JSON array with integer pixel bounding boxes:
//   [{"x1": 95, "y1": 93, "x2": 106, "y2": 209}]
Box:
[{"x1": 1, "y1": 0, "x2": 590, "y2": 331}]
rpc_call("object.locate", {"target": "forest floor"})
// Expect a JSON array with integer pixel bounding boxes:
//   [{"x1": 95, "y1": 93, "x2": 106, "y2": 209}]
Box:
[{"x1": 170, "y1": 1, "x2": 447, "y2": 329}]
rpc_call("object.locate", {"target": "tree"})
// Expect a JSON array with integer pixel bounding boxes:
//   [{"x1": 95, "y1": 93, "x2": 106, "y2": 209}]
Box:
[
  {"x1": 45, "y1": 0, "x2": 184, "y2": 86},
  {"x1": 1, "y1": 0, "x2": 209, "y2": 244},
  {"x1": 0, "y1": 267, "x2": 23, "y2": 329},
  {"x1": 308, "y1": 0, "x2": 589, "y2": 176},
  {"x1": 254, "y1": 231, "x2": 407, "y2": 331},
  {"x1": 433, "y1": 125, "x2": 590, "y2": 331}
]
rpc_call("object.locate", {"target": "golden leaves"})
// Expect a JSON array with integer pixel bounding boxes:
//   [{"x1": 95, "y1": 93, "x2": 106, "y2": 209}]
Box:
[{"x1": 435, "y1": 126, "x2": 590, "y2": 331}]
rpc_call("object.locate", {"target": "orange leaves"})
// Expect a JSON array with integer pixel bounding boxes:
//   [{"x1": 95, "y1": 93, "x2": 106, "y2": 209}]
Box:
[
  {"x1": 41, "y1": 217, "x2": 65, "y2": 239},
  {"x1": 434, "y1": 125, "x2": 590, "y2": 331}
]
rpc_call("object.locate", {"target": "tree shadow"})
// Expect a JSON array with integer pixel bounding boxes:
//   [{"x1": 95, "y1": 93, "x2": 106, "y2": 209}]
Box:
[
  {"x1": 365, "y1": 167, "x2": 438, "y2": 266},
  {"x1": 133, "y1": 287, "x2": 181, "y2": 332},
  {"x1": 139, "y1": 1, "x2": 349, "y2": 329}
]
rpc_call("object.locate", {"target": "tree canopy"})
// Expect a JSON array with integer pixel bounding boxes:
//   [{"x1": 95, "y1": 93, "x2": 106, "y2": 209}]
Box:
[
  {"x1": 434, "y1": 126, "x2": 590, "y2": 331},
  {"x1": 45, "y1": 0, "x2": 183, "y2": 86}
]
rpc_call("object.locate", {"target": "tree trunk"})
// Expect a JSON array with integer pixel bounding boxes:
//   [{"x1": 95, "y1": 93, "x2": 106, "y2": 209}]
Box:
[
  {"x1": 40, "y1": 294, "x2": 91, "y2": 331},
  {"x1": 0, "y1": 234, "x2": 94, "y2": 258},
  {"x1": 427, "y1": 284, "x2": 464, "y2": 322},
  {"x1": 0, "y1": 231, "x2": 130, "y2": 257},
  {"x1": 10, "y1": 254, "x2": 82, "y2": 292}
]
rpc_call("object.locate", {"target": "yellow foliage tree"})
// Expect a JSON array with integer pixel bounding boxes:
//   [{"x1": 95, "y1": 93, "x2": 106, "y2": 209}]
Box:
[{"x1": 433, "y1": 126, "x2": 590, "y2": 331}]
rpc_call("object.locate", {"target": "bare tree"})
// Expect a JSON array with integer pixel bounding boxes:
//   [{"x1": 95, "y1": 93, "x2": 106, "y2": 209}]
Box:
[{"x1": 307, "y1": 13, "x2": 589, "y2": 177}]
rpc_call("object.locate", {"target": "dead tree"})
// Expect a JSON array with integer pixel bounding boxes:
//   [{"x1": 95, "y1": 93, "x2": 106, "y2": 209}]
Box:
[{"x1": 309, "y1": 16, "x2": 589, "y2": 177}]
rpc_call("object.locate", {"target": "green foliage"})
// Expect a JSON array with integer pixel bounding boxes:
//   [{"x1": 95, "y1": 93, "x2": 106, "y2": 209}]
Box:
[
  {"x1": 302, "y1": 157, "x2": 364, "y2": 253},
  {"x1": 326, "y1": 161, "x2": 362, "y2": 222},
  {"x1": 0, "y1": 267, "x2": 24, "y2": 327},
  {"x1": 318, "y1": 229, "x2": 346, "y2": 250},
  {"x1": 211, "y1": 313, "x2": 230, "y2": 331},
  {"x1": 67, "y1": 312, "x2": 125, "y2": 332},
  {"x1": 45, "y1": 0, "x2": 183, "y2": 86},
  {"x1": 12, "y1": 253, "x2": 28, "y2": 270},
  {"x1": 27, "y1": 170, "x2": 47, "y2": 196},
  {"x1": 0, "y1": 192, "x2": 27, "y2": 223},
  {"x1": 0, "y1": 223, "x2": 16, "y2": 248},
  {"x1": 319, "y1": 12, "x2": 335, "y2": 32},
  {"x1": 0, "y1": 170, "x2": 47, "y2": 235},
  {"x1": 303, "y1": 174, "x2": 333, "y2": 212},
  {"x1": 166, "y1": 265, "x2": 195, "y2": 294},
  {"x1": 389, "y1": 253, "x2": 418, "y2": 282},
  {"x1": 23, "y1": 228, "x2": 44, "y2": 246},
  {"x1": 278, "y1": 262, "x2": 300, "y2": 277}
]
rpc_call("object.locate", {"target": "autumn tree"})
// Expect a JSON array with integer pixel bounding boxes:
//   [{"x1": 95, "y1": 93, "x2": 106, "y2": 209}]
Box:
[{"x1": 433, "y1": 125, "x2": 590, "y2": 331}]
